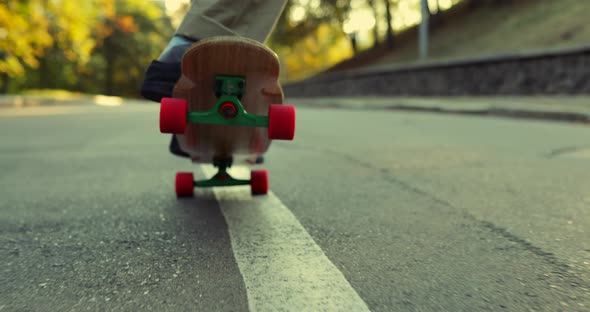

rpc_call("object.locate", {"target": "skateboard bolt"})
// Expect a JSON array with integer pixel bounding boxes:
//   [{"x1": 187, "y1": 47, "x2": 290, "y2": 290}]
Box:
[{"x1": 220, "y1": 102, "x2": 238, "y2": 119}]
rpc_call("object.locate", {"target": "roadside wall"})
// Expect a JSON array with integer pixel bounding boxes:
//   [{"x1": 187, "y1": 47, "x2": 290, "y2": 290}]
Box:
[{"x1": 283, "y1": 46, "x2": 590, "y2": 96}]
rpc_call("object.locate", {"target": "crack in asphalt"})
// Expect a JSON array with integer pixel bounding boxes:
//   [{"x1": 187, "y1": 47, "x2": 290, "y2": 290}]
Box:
[
  {"x1": 299, "y1": 145, "x2": 590, "y2": 288},
  {"x1": 546, "y1": 145, "x2": 590, "y2": 158},
  {"x1": 477, "y1": 220, "x2": 569, "y2": 271}
]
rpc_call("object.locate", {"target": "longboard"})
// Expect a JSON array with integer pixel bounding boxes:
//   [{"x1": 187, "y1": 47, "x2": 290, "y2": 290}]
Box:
[{"x1": 159, "y1": 36, "x2": 296, "y2": 197}]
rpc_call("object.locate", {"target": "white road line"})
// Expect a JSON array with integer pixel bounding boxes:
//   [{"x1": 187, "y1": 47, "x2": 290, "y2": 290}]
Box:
[{"x1": 202, "y1": 166, "x2": 371, "y2": 312}]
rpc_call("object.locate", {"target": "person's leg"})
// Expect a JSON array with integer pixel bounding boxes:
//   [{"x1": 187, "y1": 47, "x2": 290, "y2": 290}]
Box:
[
  {"x1": 175, "y1": 0, "x2": 287, "y2": 43},
  {"x1": 142, "y1": 0, "x2": 287, "y2": 157},
  {"x1": 142, "y1": 0, "x2": 287, "y2": 102}
]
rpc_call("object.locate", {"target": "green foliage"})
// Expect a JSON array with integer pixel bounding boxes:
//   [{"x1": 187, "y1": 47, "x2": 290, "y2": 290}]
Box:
[
  {"x1": 92, "y1": 0, "x2": 174, "y2": 95},
  {"x1": 268, "y1": 0, "x2": 356, "y2": 81},
  {"x1": 1, "y1": 0, "x2": 173, "y2": 95},
  {"x1": 0, "y1": 0, "x2": 52, "y2": 77},
  {"x1": 267, "y1": 0, "x2": 463, "y2": 81},
  {"x1": 1, "y1": 0, "x2": 468, "y2": 93},
  {"x1": 269, "y1": 0, "x2": 352, "y2": 49}
]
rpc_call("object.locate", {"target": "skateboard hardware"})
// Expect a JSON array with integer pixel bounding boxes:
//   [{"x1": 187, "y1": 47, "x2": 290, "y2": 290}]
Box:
[
  {"x1": 161, "y1": 75, "x2": 276, "y2": 196},
  {"x1": 215, "y1": 75, "x2": 245, "y2": 99},
  {"x1": 219, "y1": 102, "x2": 238, "y2": 119},
  {"x1": 159, "y1": 37, "x2": 294, "y2": 197},
  {"x1": 161, "y1": 76, "x2": 269, "y2": 131},
  {"x1": 194, "y1": 159, "x2": 250, "y2": 188},
  {"x1": 160, "y1": 75, "x2": 290, "y2": 196},
  {"x1": 160, "y1": 75, "x2": 295, "y2": 136},
  {"x1": 175, "y1": 159, "x2": 268, "y2": 197},
  {"x1": 186, "y1": 76, "x2": 270, "y2": 127},
  {"x1": 185, "y1": 94, "x2": 268, "y2": 127},
  {"x1": 188, "y1": 76, "x2": 267, "y2": 127}
]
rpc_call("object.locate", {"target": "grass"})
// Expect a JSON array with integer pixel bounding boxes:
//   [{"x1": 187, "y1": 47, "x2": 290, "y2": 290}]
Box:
[
  {"x1": 19, "y1": 89, "x2": 83, "y2": 99},
  {"x1": 373, "y1": 0, "x2": 590, "y2": 67}
]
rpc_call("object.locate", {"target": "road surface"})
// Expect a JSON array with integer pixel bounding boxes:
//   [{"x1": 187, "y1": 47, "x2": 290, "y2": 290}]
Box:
[{"x1": 1, "y1": 101, "x2": 589, "y2": 311}]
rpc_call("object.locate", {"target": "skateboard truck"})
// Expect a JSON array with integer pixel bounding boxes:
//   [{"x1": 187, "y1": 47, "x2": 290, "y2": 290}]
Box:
[
  {"x1": 160, "y1": 75, "x2": 295, "y2": 140},
  {"x1": 215, "y1": 75, "x2": 245, "y2": 99},
  {"x1": 175, "y1": 157, "x2": 268, "y2": 197}
]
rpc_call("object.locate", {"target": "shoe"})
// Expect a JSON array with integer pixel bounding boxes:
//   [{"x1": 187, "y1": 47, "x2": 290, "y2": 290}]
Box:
[
  {"x1": 141, "y1": 61, "x2": 182, "y2": 102},
  {"x1": 141, "y1": 37, "x2": 196, "y2": 102},
  {"x1": 169, "y1": 135, "x2": 191, "y2": 158}
]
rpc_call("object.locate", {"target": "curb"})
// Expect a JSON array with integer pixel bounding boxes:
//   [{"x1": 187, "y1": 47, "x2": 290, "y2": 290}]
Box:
[
  {"x1": 290, "y1": 97, "x2": 590, "y2": 124},
  {"x1": 3, "y1": 94, "x2": 588, "y2": 124},
  {"x1": 284, "y1": 46, "x2": 590, "y2": 96},
  {"x1": 0, "y1": 95, "x2": 128, "y2": 108}
]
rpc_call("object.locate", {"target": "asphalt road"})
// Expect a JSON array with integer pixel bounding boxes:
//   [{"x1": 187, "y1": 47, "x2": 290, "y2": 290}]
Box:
[{"x1": 1, "y1": 101, "x2": 589, "y2": 311}]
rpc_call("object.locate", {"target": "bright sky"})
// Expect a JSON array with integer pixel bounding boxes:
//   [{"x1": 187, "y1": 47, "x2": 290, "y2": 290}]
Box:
[
  {"x1": 164, "y1": 0, "x2": 190, "y2": 14},
  {"x1": 292, "y1": 0, "x2": 458, "y2": 34},
  {"x1": 343, "y1": 4, "x2": 375, "y2": 34}
]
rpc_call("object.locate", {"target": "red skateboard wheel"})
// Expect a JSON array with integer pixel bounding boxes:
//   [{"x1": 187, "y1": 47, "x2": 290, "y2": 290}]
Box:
[
  {"x1": 160, "y1": 98, "x2": 188, "y2": 134},
  {"x1": 250, "y1": 170, "x2": 269, "y2": 195},
  {"x1": 268, "y1": 104, "x2": 295, "y2": 140},
  {"x1": 175, "y1": 172, "x2": 194, "y2": 197}
]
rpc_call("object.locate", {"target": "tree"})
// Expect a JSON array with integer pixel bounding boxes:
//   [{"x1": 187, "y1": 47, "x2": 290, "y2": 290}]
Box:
[
  {"x1": 367, "y1": 0, "x2": 381, "y2": 47},
  {"x1": 91, "y1": 0, "x2": 173, "y2": 95},
  {"x1": 1, "y1": 0, "x2": 173, "y2": 96},
  {"x1": 0, "y1": 0, "x2": 52, "y2": 93},
  {"x1": 268, "y1": 0, "x2": 354, "y2": 80},
  {"x1": 384, "y1": 0, "x2": 395, "y2": 49},
  {"x1": 270, "y1": 0, "x2": 355, "y2": 49},
  {"x1": 321, "y1": 0, "x2": 356, "y2": 50},
  {"x1": 36, "y1": 0, "x2": 107, "y2": 89}
]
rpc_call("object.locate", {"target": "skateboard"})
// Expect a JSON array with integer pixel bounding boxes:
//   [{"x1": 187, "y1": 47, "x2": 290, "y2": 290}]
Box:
[{"x1": 159, "y1": 36, "x2": 296, "y2": 197}]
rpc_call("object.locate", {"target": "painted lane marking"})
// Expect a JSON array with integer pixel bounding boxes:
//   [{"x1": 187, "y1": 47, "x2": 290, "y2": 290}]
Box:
[{"x1": 202, "y1": 166, "x2": 370, "y2": 312}]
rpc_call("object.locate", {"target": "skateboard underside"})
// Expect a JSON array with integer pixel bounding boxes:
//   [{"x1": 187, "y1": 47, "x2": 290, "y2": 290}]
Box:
[
  {"x1": 158, "y1": 37, "x2": 296, "y2": 196},
  {"x1": 174, "y1": 37, "x2": 285, "y2": 164}
]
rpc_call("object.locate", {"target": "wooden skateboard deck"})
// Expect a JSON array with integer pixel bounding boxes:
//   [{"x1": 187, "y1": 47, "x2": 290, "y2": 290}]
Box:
[
  {"x1": 158, "y1": 36, "x2": 295, "y2": 196},
  {"x1": 172, "y1": 36, "x2": 283, "y2": 164}
]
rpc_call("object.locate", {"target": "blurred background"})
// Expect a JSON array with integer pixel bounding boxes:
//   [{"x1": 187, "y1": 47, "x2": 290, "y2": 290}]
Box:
[
  {"x1": 2, "y1": 2, "x2": 590, "y2": 310},
  {"x1": 1, "y1": 0, "x2": 588, "y2": 97}
]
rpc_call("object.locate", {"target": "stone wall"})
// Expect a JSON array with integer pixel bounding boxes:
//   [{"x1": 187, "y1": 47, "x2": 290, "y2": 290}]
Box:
[{"x1": 283, "y1": 46, "x2": 590, "y2": 96}]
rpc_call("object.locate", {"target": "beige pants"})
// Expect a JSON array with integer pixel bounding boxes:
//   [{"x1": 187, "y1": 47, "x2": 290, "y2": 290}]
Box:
[{"x1": 176, "y1": 0, "x2": 288, "y2": 43}]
